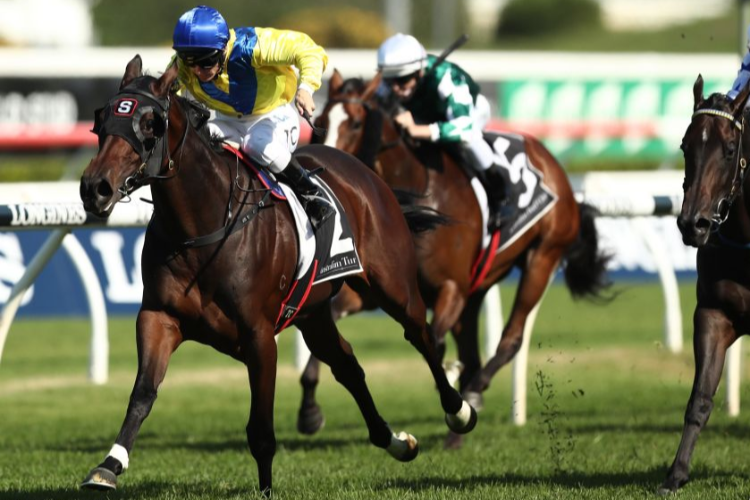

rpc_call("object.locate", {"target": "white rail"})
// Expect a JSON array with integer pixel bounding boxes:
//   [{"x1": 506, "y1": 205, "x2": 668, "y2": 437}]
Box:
[{"x1": 0, "y1": 193, "x2": 154, "y2": 384}]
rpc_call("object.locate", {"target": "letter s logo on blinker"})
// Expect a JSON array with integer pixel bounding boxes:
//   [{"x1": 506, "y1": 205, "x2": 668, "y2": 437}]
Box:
[{"x1": 114, "y1": 99, "x2": 137, "y2": 116}]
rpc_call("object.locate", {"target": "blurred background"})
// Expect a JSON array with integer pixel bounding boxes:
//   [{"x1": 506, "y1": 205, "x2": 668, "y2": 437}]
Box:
[
  {"x1": 0, "y1": 0, "x2": 746, "y2": 314},
  {"x1": 0, "y1": 0, "x2": 747, "y2": 180}
]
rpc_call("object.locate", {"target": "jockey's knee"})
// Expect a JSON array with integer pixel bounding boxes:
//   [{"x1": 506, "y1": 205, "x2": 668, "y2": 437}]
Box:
[
  {"x1": 241, "y1": 136, "x2": 291, "y2": 174},
  {"x1": 267, "y1": 150, "x2": 292, "y2": 174}
]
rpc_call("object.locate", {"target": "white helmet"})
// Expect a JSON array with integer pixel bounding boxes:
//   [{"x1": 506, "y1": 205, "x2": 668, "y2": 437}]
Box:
[{"x1": 377, "y1": 33, "x2": 427, "y2": 78}]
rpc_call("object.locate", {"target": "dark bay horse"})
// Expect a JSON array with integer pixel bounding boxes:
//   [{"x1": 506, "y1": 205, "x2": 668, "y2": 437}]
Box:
[
  {"x1": 297, "y1": 70, "x2": 610, "y2": 447},
  {"x1": 78, "y1": 55, "x2": 477, "y2": 496},
  {"x1": 662, "y1": 75, "x2": 750, "y2": 494}
]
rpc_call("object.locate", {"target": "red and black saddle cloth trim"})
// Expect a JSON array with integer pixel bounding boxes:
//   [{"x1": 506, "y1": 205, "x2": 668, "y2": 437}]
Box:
[
  {"x1": 273, "y1": 177, "x2": 363, "y2": 332},
  {"x1": 275, "y1": 260, "x2": 319, "y2": 333},
  {"x1": 469, "y1": 229, "x2": 501, "y2": 294},
  {"x1": 222, "y1": 144, "x2": 287, "y2": 201}
]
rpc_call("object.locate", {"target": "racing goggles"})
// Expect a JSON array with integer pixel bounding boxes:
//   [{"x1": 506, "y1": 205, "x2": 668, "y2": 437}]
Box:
[
  {"x1": 384, "y1": 71, "x2": 420, "y2": 87},
  {"x1": 178, "y1": 49, "x2": 223, "y2": 69}
]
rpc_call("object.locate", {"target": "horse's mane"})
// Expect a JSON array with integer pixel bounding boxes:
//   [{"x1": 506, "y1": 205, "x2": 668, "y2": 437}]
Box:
[
  {"x1": 695, "y1": 92, "x2": 750, "y2": 123},
  {"x1": 337, "y1": 77, "x2": 451, "y2": 172},
  {"x1": 701, "y1": 92, "x2": 733, "y2": 110},
  {"x1": 341, "y1": 77, "x2": 366, "y2": 93}
]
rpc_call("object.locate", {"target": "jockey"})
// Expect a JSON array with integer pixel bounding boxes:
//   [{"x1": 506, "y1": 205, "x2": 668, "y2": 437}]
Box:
[
  {"x1": 171, "y1": 5, "x2": 334, "y2": 230},
  {"x1": 728, "y1": 24, "x2": 750, "y2": 101},
  {"x1": 377, "y1": 33, "x2": 506, "y2": 231}
]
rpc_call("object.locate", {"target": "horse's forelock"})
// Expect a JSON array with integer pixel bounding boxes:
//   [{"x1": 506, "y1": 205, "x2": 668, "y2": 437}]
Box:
[
  {"x1": 341, "y1": 77, "x2": 365, "y2": 94},
  {"x1": 701, "y1": 92, "x2": 732, "y2": 111}
]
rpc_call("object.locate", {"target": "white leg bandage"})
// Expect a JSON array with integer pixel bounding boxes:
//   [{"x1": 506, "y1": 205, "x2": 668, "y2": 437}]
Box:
[
  {"x1": 445, "y1": 400, "x2": 473, "y2": 429},
  {"x1": 107, "y1": 444, "x2": 129, "y2": 470}
]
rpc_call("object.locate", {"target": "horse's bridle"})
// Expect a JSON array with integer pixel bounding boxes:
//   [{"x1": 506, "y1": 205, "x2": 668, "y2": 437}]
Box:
[
  {"x1": 692, "y1": 107, "x2": 748, "y2": 227},
  {"x1": 322, "y1": 97, "x2": 405, "y2": 160},
  {"x1": 93, "y1": 85, "x2": 190, "y2": 199}
]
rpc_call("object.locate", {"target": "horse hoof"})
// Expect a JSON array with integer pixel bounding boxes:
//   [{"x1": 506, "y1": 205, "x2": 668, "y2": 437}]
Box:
[
  {"x1": 656, "y1": 485, "x2": 677, "y2": 496},
  {"x1": 443, "y1": 360, "x2": 464, "y2": 388},
  {"x1": 386, "y1": 431, "x2": 419, "y2": 462},
  {"x1": 80, "y1": 467, "x2": 117, "y2": 491},
  {"x1": 656, "y1": 478, "x2": 683, "y2": 496},
  {"x1": 463, "y1": 391, "x2": 484, "y2": 412},
  {"x1": 444, "y1": 400, "x2": 478, "y2": 434},
  {"x1": 443, "y1": 431, "x2": 464, "y2": 450},
  {"x1": 297, "y1": 405, "x2": 325, "y2": 435}
]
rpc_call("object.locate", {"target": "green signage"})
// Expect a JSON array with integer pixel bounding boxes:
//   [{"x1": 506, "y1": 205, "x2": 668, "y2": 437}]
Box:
[{"x1": 497, "y1": 78, "x2": 734, "y2": 161}]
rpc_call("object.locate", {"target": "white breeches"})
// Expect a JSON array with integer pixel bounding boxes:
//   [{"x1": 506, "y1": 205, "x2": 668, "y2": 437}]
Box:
[
  {"x1": 208, "y1": 102, "x2": 301, "y2": 174},
  {"x1": 464, "y1": 94, "x2": 495, "y2": 170}
]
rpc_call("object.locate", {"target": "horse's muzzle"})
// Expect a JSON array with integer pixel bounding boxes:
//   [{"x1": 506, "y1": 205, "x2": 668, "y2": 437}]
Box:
[
  {"x1": 676, "y1": 212, "x2": 712, "y2": 247},
  {"x1": 80, "y1": 176, "x2": 115, "y2": 217}
]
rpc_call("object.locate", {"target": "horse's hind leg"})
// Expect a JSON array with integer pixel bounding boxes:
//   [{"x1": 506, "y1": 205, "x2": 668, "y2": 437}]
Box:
[
  {"x1": 659, "y1": 308, "x2": 737, "y2": 494},
  {"x1": 295, "y1": 304, "x2": 419, "y2": 461},
  {"x1": 80, "y1": 310, "x2": 182, "y2": 490},
  {"x1": 431, "y1": 279, "x2": 467, "y2": 363},
  {"x1": 443, "y1": 292, "x2": 485, "y2": 450},
  {"x1": 297, "y1": 285, "x2": 372, "y2": 435},
  {"x1": 452, "y1": 292, "x2": 486, "y2": 408},
  {"x1": 362, "y1": 270, "x2": 477, "y2": 434}
]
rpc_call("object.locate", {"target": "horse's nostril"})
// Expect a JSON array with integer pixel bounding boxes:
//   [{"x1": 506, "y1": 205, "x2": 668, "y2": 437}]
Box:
[
  {"x1": 695, "y1": 217, "x2": 711, "y2": 232},
  {"x1": 95, "y1": 180, "x2": 113, "y2": 199}
]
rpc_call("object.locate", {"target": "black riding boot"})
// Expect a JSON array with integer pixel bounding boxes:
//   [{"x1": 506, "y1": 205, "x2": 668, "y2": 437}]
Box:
[
  {"x1": 282, "y1": 156, "x2": 334, "y2": 230},
  {"x1": 482, "y1": 164, "x2": 507, "y2": 232}
]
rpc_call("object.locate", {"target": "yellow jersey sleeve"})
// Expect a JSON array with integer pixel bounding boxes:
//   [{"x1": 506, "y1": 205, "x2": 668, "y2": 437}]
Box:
[{"x1": 252, "y1": 27, "x2": 328, "y2": 92}]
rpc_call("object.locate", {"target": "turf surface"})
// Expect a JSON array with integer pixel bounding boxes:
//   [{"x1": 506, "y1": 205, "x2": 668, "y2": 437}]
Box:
[{"x1": 1, "y1": 281, "x2": 748, "y2": 499}]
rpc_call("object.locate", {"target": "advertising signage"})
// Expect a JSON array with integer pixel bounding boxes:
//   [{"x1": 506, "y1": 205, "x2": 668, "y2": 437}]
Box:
[
  {"x1": 496, "y1": 77, "x2": 734, "y2": 160},
  {"x1": 0, "y1": 220, "x2": 696, "y2": 317}
]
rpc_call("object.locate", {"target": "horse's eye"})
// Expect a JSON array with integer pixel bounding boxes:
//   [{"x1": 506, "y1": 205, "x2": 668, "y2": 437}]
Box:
[
  {"x1": 726, "y1": 142, "x2": 736, "y2": 157},
  {"x1": 139, "y1": 116, "x2": 156, "y2": 138},
  {"x1": 351, "y1": 120, "x2": 363, "y2": 130}
]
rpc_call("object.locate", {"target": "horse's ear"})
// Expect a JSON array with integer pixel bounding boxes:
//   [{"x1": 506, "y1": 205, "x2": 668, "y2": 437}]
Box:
[
  {"x1": 362, "y1": 72, "x2": 382, "y2": 101},
  {"x1": 693, "y1": 74, "x2": 704, "y2": 110},
  {"x1": 154, "y1": 60, "x2": 179, "y2": 97},
  {"x1": 120, "y1": 55, "x2": 143, "y2": 90},
  {"x1": 329, "y1": 69, "x2": 344, "y2": 96},
  {"x1": 731, "y1": 79, "x2": 750, "y2": 117}
]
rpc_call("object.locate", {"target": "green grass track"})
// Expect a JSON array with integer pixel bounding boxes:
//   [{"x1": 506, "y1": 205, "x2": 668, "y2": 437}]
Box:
[{"x1": 1, "y1": 281, "x2": 749, "y2": 499}]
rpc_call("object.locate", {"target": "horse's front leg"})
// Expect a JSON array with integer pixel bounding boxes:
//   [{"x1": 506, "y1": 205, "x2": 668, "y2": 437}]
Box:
[
  {"x1": 464, "y1": 248, "x2": 560, "y2": 396},
  {"x1": 243, "y1": 325, "x2": 278, "y2": 497},
  {"x1": 659, "y1": 307, "x2": 737, "y2": 494},
  {"x1": 297, "y1": 285, "x2": 367, "y2": 435},
  {"x1": 80, "y1": 310, "x2": 182, "y2": 490}
]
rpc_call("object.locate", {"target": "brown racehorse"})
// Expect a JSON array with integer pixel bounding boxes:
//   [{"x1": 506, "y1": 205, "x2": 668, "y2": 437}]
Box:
[
  {"x1": 663, "y1": 75, "x2": 750, "y2": 494},
  {"x1": 296, "y1": 70, "x2": 611, "y2": 448},
  {"x1": 77, "y1": 56, "x2": 478, "y2": 497}
]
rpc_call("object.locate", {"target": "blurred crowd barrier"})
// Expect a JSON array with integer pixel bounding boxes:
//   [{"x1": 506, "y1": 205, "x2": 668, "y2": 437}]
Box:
[{"x1": 0, "y1": 171, "x2": 690, "y2": 318}]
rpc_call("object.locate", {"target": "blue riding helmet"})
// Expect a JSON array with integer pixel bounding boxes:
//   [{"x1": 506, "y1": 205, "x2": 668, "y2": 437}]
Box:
[{"x1": 172, "y1": 5, "x2": 229, "y2": 52}]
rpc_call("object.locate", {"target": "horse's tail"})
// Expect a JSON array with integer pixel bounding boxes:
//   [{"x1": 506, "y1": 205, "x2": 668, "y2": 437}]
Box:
[
  {"x1": 562, "y1": 202, "x2": 614, "y2": 302},
  {"x1": 392, "y1": 188, "x2": 451, "y2": 234}
]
